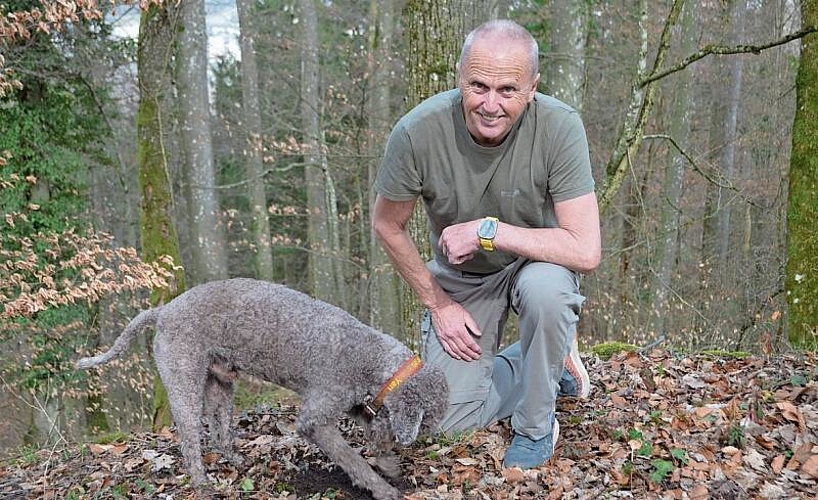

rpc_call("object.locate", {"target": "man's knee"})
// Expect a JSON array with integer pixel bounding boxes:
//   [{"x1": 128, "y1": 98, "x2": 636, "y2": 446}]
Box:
[{"x1": 513, "y1": 262, "x2": 584, "y2": 319}]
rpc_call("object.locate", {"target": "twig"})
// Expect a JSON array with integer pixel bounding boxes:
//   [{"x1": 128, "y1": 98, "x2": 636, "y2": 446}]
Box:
[
  {"x1": 642, "y1": 134, "x2": 766, "y2": 209},
  {"x1": 639, "y1": 26, "x2": 817, "y2": 87},
  {"x1": 640, "y1": 334, "x2": 667, "y2": 352}
]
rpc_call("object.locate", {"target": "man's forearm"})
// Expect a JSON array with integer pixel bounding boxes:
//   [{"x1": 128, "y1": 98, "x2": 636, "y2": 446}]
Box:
[{"x1": 375, "y1": 226, "x2": 452, "y2": 311}]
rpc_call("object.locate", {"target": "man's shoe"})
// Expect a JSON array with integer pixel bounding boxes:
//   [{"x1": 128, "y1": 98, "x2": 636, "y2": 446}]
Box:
[
  {"x1": 558, "y1": 336, "x2": 590, "y2": 399},
  {"x1": 502, "y1": 418, "x2": 560, "y2": 469}
]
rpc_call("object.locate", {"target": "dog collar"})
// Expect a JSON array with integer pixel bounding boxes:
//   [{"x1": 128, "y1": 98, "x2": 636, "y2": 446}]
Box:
[{"x1": 363, "y1": 355, "x2": 423, "y2": 419}]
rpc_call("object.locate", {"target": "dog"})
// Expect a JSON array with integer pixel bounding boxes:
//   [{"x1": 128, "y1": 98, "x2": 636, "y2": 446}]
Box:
[{"x1": 76, "y1": 278, "x2": 448, "y2": 500}]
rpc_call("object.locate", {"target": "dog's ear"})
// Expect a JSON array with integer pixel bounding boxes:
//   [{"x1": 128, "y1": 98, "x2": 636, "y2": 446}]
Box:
[
  {"x1": 384, "y1": 365, "x2": 448, "y2": 446},
  {"x1": 385, "y1": 386, "x2": 424, "y2": 446}
]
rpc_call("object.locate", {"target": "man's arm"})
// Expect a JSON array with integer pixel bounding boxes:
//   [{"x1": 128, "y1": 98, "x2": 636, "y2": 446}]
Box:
[
  {"x1": 497, "y1": 192, "x2": 601, "y2": 273},
  {"x1": 437, "y1": 192, "x2": 601, "y2": 273},
  {"x1": 371, "y1": 194, "x2": 482, "y2": 361}
]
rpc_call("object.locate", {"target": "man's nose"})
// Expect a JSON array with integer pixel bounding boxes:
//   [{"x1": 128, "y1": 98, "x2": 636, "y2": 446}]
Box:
[{"x1": 481, "y1": 91, "x2": 500, "y2": 113}]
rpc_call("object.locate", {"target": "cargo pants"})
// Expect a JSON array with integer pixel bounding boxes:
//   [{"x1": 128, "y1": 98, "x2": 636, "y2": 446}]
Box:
[{"x1": 421, "y1": 257, "x2": 584, "y2": 441}]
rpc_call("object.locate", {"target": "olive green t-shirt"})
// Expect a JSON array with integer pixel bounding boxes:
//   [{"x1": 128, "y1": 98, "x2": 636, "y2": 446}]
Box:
[{"x1": 375, "y1": 89, "x2": 594, "y2": 274}]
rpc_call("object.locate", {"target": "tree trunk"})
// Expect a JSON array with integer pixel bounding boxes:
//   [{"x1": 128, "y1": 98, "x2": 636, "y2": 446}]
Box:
[
  {"x1": 299, "y1": 0, "x2": 340, "y2": 305},
  {"x1": 236, "y1": 0, "x2": 274, "y2": 281},
  {"x1": 177, "y1": 0, "x2": 228, "y2": 285},
  {"x1": 698, "y1": 0, "x2": 746, "y2": 336},
  {"x1": 649, "y1": 0, "x2": 697, "y2": 337},
  {"x1": 365, "y1": 0, "x2": 401, "y2": 337},
  {"x1": 136, "y1": 3, "x2": 187, "y2": 430},
  {"x1": 401, "y1": 0, "x2": 493, "y2": 344},
  {"x1": 786, "y1": 0, "x2": 817, "y2": 345},
  {"x1": 546, "y1": 0, "x2": 589, "y2": 111}
]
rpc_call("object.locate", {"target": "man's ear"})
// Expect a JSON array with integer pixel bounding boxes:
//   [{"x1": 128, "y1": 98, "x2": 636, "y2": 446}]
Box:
[{"x1": 528, "y1": 72, "x2": 540, "y2": 96}]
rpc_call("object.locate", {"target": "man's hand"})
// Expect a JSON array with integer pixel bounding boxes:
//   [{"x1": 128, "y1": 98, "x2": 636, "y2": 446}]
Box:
[
  {"x1": 429, "y1": 300, "x2": 482, "y2": 361},
  {"x1": 438, "y1": 219, "x2": 481, "y2": 265}
]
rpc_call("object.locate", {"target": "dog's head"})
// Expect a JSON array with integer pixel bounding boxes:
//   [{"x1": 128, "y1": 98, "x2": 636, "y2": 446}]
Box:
[{"x1": 374, "y1": 363, "x2": 448, "y2": 446}]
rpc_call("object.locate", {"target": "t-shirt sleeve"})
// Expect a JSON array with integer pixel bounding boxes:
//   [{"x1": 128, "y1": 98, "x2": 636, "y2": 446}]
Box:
[
  {"x1": 547, "y1": 111, "x2": 595, "y2": 203},
  {"x1": 374, "y1": 123, "x2": 422, "y2": 201}
]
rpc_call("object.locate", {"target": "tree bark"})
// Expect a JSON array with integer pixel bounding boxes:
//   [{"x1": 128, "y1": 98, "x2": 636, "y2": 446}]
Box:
[
  {"x1": 598, "y1": 0, "x2": 684, "y2": 215},
  {"x1": 401, "y1": 0, "x2": 493, "y2": 344},
  {"x1": 177, "y1": 0, "x2": 228, "y2": 285},
  {"x1": 299, "y1": 0, "x2": 343, "y2": 305},
  {"x1": 785, "y1": 0, "x2": 818, "y2": 345},
  {"x1": 547, "y1": 0, "x2": 589, "y2": 111},
  {"x1": 236, "y1": 0, "x2": 274, "y2": 281},
  {"x1": 365, "y1": 0, "x2": 401, "y2": 336},
  {"x1": 136, "y1": 3, "x2": 186, "y2": 430}
]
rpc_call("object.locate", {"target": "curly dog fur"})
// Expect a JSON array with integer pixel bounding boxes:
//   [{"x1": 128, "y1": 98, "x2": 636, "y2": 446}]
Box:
[{"x1": 76, "y1": 278, "x2": 448, "y2": 500}]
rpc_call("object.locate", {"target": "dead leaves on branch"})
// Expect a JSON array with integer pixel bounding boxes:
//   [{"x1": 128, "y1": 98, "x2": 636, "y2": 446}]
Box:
[
  {"x1": 1, "y1": 349, "x2": 816, "y2": 499},
  {"x1": 1, "y1": 222, "x2": 177, "y2": 319},
  {"x1": 0, "y1": 0, "x2": 166, "y2": 96}
]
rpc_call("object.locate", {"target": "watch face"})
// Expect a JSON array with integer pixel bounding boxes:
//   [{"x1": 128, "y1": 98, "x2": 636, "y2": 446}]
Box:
[{"x1": 478, "y1": 218, "x2": 498, "y2": 239}]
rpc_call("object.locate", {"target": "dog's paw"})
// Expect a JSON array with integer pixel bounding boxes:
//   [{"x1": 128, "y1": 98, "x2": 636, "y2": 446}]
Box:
[
  {"x1": 374, "y1": 453, "x2": 401, "y2": 479},
  {"x1": 371, "y1": 483, "x2": 403, "y2": 500}
]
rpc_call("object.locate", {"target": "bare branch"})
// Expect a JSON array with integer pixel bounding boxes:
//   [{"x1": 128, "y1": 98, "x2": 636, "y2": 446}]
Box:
[
  {"x1": 639, "y1": 25, "x2": 817, "y2": 87},
  {"x1": 643, "y1": 134, "x2": 766, "y2": 209}
]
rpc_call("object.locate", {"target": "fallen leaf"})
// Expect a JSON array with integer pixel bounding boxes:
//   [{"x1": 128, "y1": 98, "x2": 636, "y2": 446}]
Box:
[
  {"x1": 502, "y1": 467, "x2": 526, "y2": 483},
  {"x1": 771, "y1": 455, "x2": 785, "y2": 474},
  {"x1": 690, "y1": 484, "x2": 708, "y2": 499},
  {"x1": 777, "y1": 401, "x2": 806, "y2": 432},
  {"x1": 88, "y1": 444, "x2": 111, "y2": 455},
  {"x1": 110, "y1": 444, "x2": 129, "y2": 455},
  {"x1": 800, "y1": 454, "x2": 818, "y2": 479}
]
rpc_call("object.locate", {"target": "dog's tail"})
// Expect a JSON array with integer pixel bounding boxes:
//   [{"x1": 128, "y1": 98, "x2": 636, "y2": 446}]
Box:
[{"x1": 75, "y1": 308, "x2": 161, "y2": 370}]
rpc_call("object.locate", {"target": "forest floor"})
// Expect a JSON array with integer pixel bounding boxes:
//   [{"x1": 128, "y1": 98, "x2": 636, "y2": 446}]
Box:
[{"x1": 1, "y1": 349, "x2": 817, "y2": 499}]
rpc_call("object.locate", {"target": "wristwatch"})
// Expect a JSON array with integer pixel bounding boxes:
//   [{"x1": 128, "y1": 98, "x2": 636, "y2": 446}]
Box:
[{"x1": 477, "y1": 217, "x2": 499, "y2": 252}]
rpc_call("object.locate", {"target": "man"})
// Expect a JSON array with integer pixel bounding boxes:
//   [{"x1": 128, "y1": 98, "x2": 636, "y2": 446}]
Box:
[{"x1": 372, "y1": 20, "x2": 600, "y2": 469}]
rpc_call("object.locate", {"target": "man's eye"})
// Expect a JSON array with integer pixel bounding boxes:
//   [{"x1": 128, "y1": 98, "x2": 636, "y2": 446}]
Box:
[{"x1": 501, "y1": 87, "x2": 516, "y2": 94}]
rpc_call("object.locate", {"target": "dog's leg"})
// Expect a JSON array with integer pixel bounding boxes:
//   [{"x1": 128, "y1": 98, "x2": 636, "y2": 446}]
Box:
[
  {"x1": 204, "y1": 374, "x2": 241, "y2": 465},
  {"x1": 296, "y1": 405, "x2": 402, "y2": 500},
  {"x1": 156, "y1": 356, "x2": 210, "y2": 489}
]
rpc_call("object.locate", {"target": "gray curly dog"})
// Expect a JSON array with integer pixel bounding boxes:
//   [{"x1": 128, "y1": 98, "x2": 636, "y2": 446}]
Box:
[{"x1": 75, "y1": 278, "x2": 448, "y2": 500}]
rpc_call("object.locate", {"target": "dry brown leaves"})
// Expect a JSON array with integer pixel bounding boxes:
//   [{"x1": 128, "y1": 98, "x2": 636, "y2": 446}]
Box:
[
  {"x1": 0, "y1": 223, "x2": 177, "y2": 319},
  {"x1": 0, "y1": 349, "x2": 815, "y2": 499},
  {"x1": 0, "y1": 0, "x2": 164, "y2": 97}
]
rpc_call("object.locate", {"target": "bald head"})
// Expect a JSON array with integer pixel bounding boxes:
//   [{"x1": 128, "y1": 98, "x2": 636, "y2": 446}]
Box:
[{"x1": 459, "y1": 20, "x2": 539, "y2": 80}]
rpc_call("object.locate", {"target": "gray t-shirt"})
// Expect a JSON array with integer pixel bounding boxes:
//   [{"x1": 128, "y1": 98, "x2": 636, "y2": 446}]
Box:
[{"x1": 375, "y1": 89, "x2": 594, "y2": 274}]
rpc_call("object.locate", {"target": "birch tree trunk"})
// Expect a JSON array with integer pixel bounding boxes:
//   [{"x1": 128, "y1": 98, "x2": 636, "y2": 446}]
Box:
[
  {"x1": 786, "y1": 0, "x2": 817, "y2": 345},
  {"x1": 546, "y1": 0, "x2": 589, "y2": 111},
  {"x1": 237, "y1": 0, "x2": 274, "y2": 281},
  {"x1": 649, "y1": 0, "x2": 698, "y2": 337},
  {"x1": 136, "y1": 3, "x2": 186, "y2": 430},
  {"x1": 365, "y1": 0, "x2": 401, "y2": 336},
  {"x1": 177, "y1": 0, "x2": 228, "y2": 285}
]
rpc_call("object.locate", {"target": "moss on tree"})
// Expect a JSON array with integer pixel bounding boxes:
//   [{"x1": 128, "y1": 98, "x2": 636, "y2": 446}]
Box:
[
  {"x1": 785, "y1": 0, "x2": 818, "y2": 347},
  {"x1": 136, "y1": 4, "x2": 186, "y2": 430}
]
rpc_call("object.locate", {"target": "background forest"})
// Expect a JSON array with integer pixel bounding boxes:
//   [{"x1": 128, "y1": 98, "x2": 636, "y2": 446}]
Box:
[{"x1": 1, "y1": 0, "x2": 816, "y2": 464}]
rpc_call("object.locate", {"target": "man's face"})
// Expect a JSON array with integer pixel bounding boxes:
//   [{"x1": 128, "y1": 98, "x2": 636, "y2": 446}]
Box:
[{"x1": 458, "y1": 39, "x2": 539, "y2": 147}]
